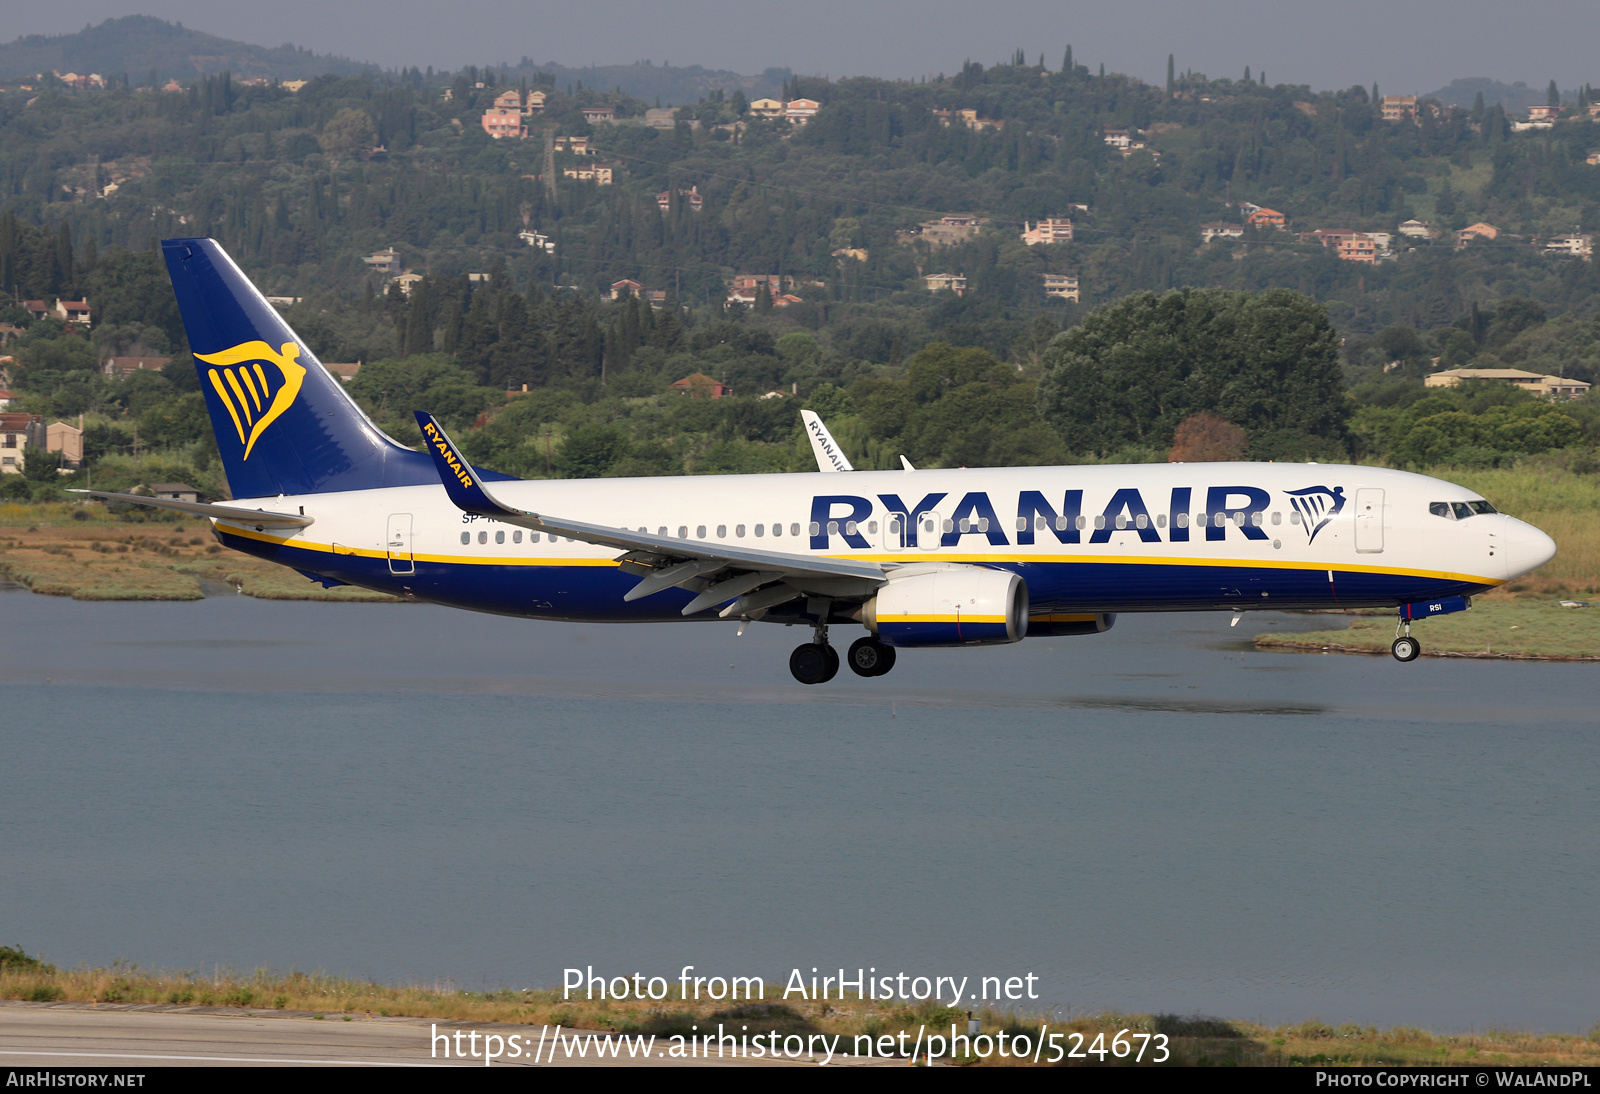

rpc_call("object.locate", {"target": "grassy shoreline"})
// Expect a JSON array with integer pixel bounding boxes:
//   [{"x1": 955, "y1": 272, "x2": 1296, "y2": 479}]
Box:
[
  {"x1": 1, "y1": 963, "x2": 1597, "y2": 1067},
  {"x1": 1255, "y1": 596, "x2": 1600, "y2": 661},
  {"x1": 0, "y1": 503, "x2": 401, "y2": 602}
]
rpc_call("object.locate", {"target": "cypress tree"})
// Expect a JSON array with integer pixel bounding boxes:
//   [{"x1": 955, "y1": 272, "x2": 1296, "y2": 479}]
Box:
[
  {"x1": 1548, "y1": 79, "x2": 1560, "y2": 108},
  {"x1": 1167, "y1": 54, "x2": 1175, "y2": 95}
]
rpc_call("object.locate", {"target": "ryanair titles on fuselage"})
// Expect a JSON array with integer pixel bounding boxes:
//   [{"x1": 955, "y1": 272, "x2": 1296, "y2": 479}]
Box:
[{"x1": 805, "y1": 483, "x2": 1345, "y2": 550}]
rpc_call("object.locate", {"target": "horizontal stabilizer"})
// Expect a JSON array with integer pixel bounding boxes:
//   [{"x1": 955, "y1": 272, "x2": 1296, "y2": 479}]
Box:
[{"x1": 69, "y1": 489, "x2": 314, "y2": 528}]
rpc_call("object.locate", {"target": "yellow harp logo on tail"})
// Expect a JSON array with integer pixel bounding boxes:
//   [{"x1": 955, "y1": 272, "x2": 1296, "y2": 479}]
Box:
[{"x1": 194, "y1": 341, "x2": 307, "y2": 460}]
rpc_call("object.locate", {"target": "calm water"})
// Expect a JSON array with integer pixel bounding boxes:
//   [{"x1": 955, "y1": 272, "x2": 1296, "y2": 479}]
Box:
[{"x1": 1, "y1": 586, "x2": 1596, "y2": 1031}]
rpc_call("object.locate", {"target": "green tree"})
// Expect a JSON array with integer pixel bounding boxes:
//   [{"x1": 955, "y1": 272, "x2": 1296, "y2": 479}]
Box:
[
  {"x1": 1036, "y1": 288, "x2": 1347, "y2": 456},
  {"x1": 319, "y1": 107, "x2": 377, "y2": 161}
]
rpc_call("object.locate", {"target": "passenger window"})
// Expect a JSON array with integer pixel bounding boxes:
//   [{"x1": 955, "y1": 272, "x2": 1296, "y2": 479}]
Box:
[
  {"x1": 868, "y1": 520, "x2": 878, "y2": 534},
  {"x1": 1289, "y1": 511, "x2": 1302, "y2": 525},
  {"x1": 1176, "y1": 513, "x2": 1189, "y2": 528},
  {"x1": 1114, "y1": 515, "x2": 1127, "y2": 529},
  {"x1": 736, "y1": 524, "x2": 746, "y2": 537},
  {"x1": 827, "y1": 520, "x2": 839, "y2": 534},
  {"x1": 942, "y1": 519, "x2": 954, "y2": 533},
  {"x1": 772, "y1": 523, "x2": 782, "y2": 537},
  {"x1": 1250, "y1": 512, "x2": 1262, "y2": 527},
  {"x1": 1094, "y1": 515, "x2": 1107, "y2": 530},
  {"x1": 810, "y1": 522, "x2": 822, "y2": 536},
  {"x1": 958, "y1": 519, "x2": 970, "y2": 533},
  {"x1": 1055, "y1": 516, "x2": 1068, "y2": 531},
  {"x1": 755, "y1": 524, "x2": 765, "y2": 537},
  {"x1": 845, "y1": 521, "x2": 858, "y2": 535},
  {"x1": 495, "y1": 530, "x2": 505, "y2": 544},
  {"x1": 1075, "y1": 515, "x2": 1088, "y2": 530},
  {"x1": 678, "y1": 526, "x2": 688, "y2": 538},
  {"x1": 478, "y1": 531, "x2": 487, "y2": 544},
  {"x1": 696, "y1": 525, "x2": 707, "y2": 538},
  {"x1": 1271, "y1": 512, "x2": 1281, "y2": 526},
  {"x1": 790, "y1": 523, "x2": 800, "y2": 537},
  {"x1": 460, "y1": 531, "x2": 470, "y2": 545},
  {"x1": 1135, "y1": 514, "x2": 1148, "y2": 529},
  {"x1": 1156, "y1": 514, "x2": 1167, "y2": 528},
  {"x1": 979, "y1": 518, "x2": 990, "y2": 532}
]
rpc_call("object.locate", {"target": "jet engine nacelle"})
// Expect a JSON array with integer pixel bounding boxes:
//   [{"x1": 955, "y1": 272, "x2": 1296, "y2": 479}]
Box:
[{"x1": 860, "y1": 566, "x2": 1028, "y2": 647}]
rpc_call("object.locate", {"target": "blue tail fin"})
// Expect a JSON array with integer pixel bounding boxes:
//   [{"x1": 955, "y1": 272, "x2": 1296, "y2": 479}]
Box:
[{"x1": 163, "y1": 237, "x2": 441, "y2": 498}]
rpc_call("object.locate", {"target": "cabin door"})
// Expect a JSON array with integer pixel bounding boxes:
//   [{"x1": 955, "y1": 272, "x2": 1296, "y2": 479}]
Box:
[
  {"x1": 387, "y1": 513, "x2": 415, "y2": 574},
  {"x1": 1353, "y1": 489, "x2": 1385, "y2": 553}
]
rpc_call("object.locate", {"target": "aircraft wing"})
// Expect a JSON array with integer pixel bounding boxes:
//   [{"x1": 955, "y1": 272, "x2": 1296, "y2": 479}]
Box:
[
  {"x1": 69, "y1": 489, "x2": 315, "y2": 529},
  {"x1": 415, "y1": 413, "x2": 887, "y2": 616}
]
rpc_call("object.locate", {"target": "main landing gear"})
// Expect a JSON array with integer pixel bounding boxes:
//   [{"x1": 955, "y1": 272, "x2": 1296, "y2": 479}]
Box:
[
  {"x1": 1391, "y1": 618, "x2": 1421, "y2": 662},
  {"x1": 787, "y1": 623, "x2": 897, "y2": 684}
]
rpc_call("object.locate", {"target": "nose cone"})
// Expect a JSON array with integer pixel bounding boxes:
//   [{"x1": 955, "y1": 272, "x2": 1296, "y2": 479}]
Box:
[{"x1": 1501, "y1": 516, "x2": 1557, "y2": 580}]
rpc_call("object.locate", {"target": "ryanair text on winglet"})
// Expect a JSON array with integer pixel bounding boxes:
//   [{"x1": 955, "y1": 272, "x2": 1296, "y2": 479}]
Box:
[{"x1": 422, "y1": 420, "x2": 474, "y2": 488}]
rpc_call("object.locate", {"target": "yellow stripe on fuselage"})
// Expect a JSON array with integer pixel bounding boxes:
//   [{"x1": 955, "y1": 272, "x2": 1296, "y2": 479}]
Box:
[{"x1": 212, "y1": 525, "x2": 1503, "y2": 587}]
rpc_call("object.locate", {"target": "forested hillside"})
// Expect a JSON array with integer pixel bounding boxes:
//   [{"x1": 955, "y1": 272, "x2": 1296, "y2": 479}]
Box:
[{"x1": 2, "y1": 33, "x2": 1599, "y2": 501}]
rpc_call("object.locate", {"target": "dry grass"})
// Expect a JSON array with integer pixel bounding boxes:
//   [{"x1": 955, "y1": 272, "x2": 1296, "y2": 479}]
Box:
[
  {"x1": 0, "y1": 504, "x2": 400, "y2": 603},
  {"x1": 1257, "y1": 597, "x2": 1600, "y2": 660},
  {"x1": 3, "y1": 964, "x2": 1600, "y2": 1066}
]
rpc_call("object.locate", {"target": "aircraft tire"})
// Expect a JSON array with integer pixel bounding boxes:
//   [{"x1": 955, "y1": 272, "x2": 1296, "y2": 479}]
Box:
[
  {"x1": 1391, "y1": 636, "x2": 1421, "y2": 662},
  {"x1": 790, "y1": 642, "x2": 838, "y2": 685},
  {"x1": 847, "y1": 637, "x2": 896, "y2": 677}
]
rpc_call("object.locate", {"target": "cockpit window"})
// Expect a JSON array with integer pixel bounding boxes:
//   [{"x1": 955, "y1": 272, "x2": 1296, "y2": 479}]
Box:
[{"x1": 1430, "y1": 499, "x2": 1499, "y2": 520}]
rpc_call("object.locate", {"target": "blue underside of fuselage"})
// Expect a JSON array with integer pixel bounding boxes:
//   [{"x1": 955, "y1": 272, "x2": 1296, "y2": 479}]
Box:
[{"x1": 220, "y1": 531, "x2": 1493, "y2": 625}]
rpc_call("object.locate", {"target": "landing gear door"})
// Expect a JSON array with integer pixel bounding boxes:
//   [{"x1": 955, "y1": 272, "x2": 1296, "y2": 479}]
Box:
[
  {"x1": 1353, "y1": 489, "x2": 1384, "y2": 553},
  {"x1": 387, "y1": 512, "x2": 415, "y2": 574}
]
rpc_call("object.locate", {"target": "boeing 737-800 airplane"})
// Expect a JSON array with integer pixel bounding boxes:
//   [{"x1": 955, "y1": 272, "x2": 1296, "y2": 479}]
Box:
[{"x1": 83, "y1": 239, "x2": 1557, "y2": 684}]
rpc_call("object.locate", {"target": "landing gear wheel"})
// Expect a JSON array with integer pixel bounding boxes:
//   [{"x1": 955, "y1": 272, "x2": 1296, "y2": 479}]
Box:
[
  {"x1": 790, "y1": 642, "x2": 839, "y2": 685},
  {"x1": 1391, "y1": 636, "x2": 1421, "y2": 662},
  {"x1": 846, "y1": 637, "x2": 897, "y2": 677}
]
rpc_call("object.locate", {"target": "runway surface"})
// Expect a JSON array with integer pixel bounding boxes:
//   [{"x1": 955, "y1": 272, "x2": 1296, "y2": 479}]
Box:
[{"x1": 0, "y1": 1001, "x2": 900, "y2": 1067}]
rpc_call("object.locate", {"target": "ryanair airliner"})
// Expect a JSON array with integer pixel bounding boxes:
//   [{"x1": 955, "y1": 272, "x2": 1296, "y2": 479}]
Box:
[{"x1": 83, "y1": 239, "x2": 1557, "y2": 684}]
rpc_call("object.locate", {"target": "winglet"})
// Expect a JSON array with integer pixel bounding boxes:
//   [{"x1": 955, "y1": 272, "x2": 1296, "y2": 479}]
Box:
[
  {"x1": 415, "y1": 411, "x2": 520, "y2": 518},
  {"x1": 800, "y1": 409, "x2": 854, "y2": 472}
]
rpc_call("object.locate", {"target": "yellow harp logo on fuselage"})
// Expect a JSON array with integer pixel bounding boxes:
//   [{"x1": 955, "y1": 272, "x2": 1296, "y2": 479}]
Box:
[{"x1": 194, "y1": 341, "x2": 307, "y2": 460}]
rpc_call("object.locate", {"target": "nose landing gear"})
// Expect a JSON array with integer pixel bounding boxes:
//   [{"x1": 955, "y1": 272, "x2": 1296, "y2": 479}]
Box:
[{"x1": 1391, "y1": 618, "x2": 1422, "y2": 662}]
